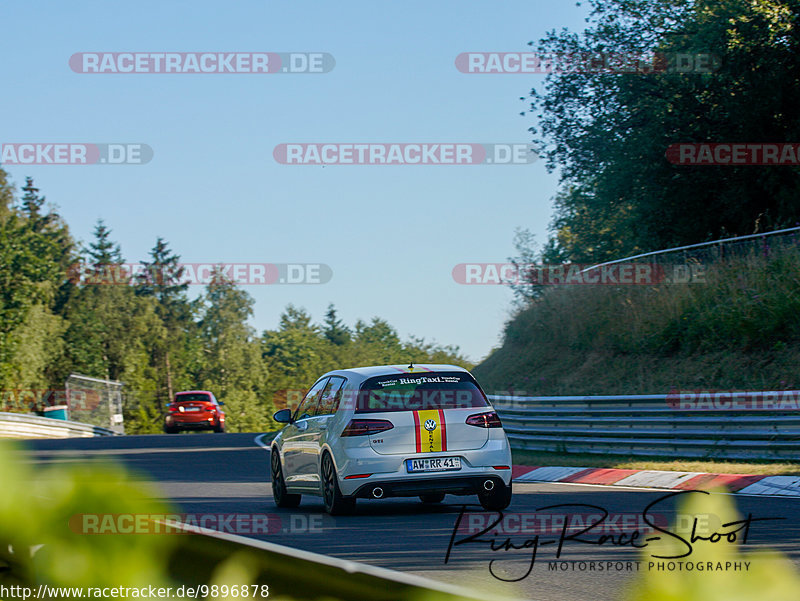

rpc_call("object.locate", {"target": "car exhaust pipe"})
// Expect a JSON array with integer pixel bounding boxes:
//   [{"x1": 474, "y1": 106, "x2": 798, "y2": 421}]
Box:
[
  {"x1": 372, "y1": 487, "x2": 384, "y2": 499},
  {"x1": 483, "y1": 479, "x2": 495, "y2": 491}
]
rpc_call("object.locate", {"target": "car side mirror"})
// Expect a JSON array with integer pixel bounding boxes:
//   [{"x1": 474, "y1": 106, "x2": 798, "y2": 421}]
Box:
[
  {"x1": 217, "y1": 401, "x2": 225, "y2": 406},
  {"x1": 273, "y1": 408, "x2": 293, "y2": 423}
]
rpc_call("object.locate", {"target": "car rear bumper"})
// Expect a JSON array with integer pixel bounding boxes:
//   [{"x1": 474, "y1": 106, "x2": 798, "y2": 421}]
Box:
[
  {"x1": 333, "y1": 439, "x2": 512, "y2": 496},
  {"x1": 350, "y1": 474, "x2": 507, "y2": 498},
  {"x1": 165, "y1": 414, "x2": 218, "y2": 428}
]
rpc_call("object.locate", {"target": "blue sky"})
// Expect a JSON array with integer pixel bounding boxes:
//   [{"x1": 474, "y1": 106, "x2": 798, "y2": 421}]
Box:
[{"x1": 0, "y1": 0, "x2": 590, "y2": 362}]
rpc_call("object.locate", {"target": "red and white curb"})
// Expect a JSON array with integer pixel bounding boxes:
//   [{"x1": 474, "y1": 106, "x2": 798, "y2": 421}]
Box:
[
  {"x1": 255, "y1": 436, "x2": 799, "y2": 498},
  {"x1": 511, "y1": 466, "x2": 800, "y2": 497}
]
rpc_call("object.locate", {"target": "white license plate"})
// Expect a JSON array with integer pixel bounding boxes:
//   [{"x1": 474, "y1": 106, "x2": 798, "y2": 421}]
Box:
[
  {"x1": 406, "y1": 457, "x2": 461, "y2": 472},
  {"x1": 184, "y1": 407, "x2": 201, "y2": 412}
]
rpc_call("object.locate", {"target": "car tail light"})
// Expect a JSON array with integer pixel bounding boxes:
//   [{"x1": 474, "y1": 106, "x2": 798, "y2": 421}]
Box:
[
  {"x1": 465, "y1": 411, "x2": 502, "y2": 428},
  {"x1": 340, "y1": 419, "x2": 394, "y2": 437}
]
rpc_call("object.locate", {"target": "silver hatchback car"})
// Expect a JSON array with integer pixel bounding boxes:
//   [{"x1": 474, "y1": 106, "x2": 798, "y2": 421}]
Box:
[{"x1": 270, "y1": 364, "x2": 513, "y2": 514}]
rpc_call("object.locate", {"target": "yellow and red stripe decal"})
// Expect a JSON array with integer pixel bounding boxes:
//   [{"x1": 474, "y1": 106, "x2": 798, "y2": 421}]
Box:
[{"x1": 413, "y1": 409, "x2": 448, "y2": 453}]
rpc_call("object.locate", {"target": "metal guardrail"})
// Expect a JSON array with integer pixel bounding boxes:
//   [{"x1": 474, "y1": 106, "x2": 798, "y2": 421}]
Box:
[
  {"x1": 0, "y1": 411, "x2": 118, "y2": 439},
  {"x1": 580, "y1": 225, "x2": 800, "y2": 273},
  {"x1": 489, "y1": 392, "x2": 800, "y2": 460}
]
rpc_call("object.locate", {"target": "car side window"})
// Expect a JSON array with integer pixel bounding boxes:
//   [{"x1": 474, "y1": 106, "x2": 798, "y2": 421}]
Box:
[
  {"x1": 316, "y1": 377, "x2": 346, "y2": 416},
  {"x1": 294, "y1": 378, "x2": 329, "y2": 421}
]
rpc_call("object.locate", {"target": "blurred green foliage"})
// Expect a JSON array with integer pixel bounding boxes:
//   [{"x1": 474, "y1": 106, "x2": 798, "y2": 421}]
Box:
[
  {"x1": 0, "y1": 440, "x2": 176, "y2": 591},
  {"x1": 624, "y1": 489, "x2": 800, "y2": 601},
  {"x1": 0, "y1": 441, "x2": 486, "y2": 601}
]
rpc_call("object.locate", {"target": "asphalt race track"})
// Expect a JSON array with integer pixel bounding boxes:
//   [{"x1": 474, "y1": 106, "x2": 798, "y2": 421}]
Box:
[{"x1": 18, "y1": 433, "x2": 800, "y2": 601}]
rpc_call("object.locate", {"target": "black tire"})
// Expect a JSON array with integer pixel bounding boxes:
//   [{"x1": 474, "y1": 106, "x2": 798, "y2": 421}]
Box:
[
  {"x1": 271, "y1": 449, "x2": 301, "y2": 508},
  {"x1": 321, "y1": 453, "x2": 356, "y2": 515},
  {"x1": 479, "y1": 482, "x2": 512, "y2": 511},
  {"x1": 213, "y1": 422, "x2": 226, "y2": 433},
  {"x1": 419, "y1": 493, "x2": 445, "y2": 504},
  {"x1": 164, "y1": 425, "x2": 179, "y2": 434}
]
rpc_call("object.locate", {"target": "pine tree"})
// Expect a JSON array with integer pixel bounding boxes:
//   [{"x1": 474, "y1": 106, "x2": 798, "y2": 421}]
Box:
[
  {"x1": 323, "y1": 303, "x2": 351, "y2": 346},
  {"x1": 135, "y1": 238, "x2": 193, "y2": 403},
  {"x1": 135, "y1": 237, "x2": 188, "y2": 306},
  {"x1": 20, "y1": 177, "x2": 44, "y2": 216},
  {"x1": 63, "y1": 221, "x2": 155, "y2": 384},
  {"x1": 88, "y1": 220, "x2": 123, "y2": 266}
]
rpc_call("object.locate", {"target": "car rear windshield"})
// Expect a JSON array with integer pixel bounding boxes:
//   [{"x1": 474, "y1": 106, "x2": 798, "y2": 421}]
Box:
[
  {"x1": 174, "y1": 393, "x2": 212, "y2": 403},
  {"x1": 356, "y1": 372, "x2": 489, "y2": 413}
]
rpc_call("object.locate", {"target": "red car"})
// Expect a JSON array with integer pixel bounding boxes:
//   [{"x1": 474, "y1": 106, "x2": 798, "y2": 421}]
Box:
[{"x1": 164, "y1": 391, "x2": 226, "y2": 433}]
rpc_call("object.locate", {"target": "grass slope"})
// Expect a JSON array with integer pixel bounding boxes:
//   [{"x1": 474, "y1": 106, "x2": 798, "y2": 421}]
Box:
[{"x1": 476, "y1": 245, "x2": 800, "y2": 471}]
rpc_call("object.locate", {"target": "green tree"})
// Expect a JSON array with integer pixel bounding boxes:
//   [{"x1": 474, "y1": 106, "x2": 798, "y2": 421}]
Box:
[
  {"x1": 59, "y1": 221, "x2": 164, "y2": 432},
  {"x1": 87, "y1": 219, "x2": 123, "y2": 265},
  {"x1": 531, "y1": 0, "x2": 800, "y2": 261},
  {"x1": 20, "y1": 178, "x2": 46, "y2": 226},
  {"x1": 195, "y1": 270, "x2": 268, "y2": 431},
  {"x1": 135, "y1": 237, "x2": 195, "y2": 403},
  {"x1": 349, "y1": 318, "x2": 408, "y2": 365},
  {"x1": 259, "y1": 304, "x2": 473, "y2": 427},
  {"x1": 278, "y1": 304, "x2": 317, "y2": 331},
  {"x1": 0, "y1": 168, "x2": 12, "y2": 220},
  {"x1": 0, "y1": 174, "x2": 73, "y2": 391},
  {"x1": 402, "y1": 336, "x2": 472, "y2": 368},
  {"x1": 262, "y1": 306, "x2": 323, "y2": 382},
  {"x1": 63, "y1": 222, "x2": 159, "y2": 378},
  {"x1": 323, "y1": 303, "x2": 351, "y2": 346}
]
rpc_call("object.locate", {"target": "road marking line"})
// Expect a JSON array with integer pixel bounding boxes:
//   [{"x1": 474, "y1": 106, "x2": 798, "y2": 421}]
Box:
[{"x1": 254, "y1": 433, "x2": 270, "y2": 450}]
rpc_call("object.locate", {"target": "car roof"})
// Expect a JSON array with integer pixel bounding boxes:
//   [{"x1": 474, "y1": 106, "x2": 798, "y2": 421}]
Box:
[
  {"x1": 322, "y1": 364, "x2": 470, "y2": 381},
  {"x1": 174, "y1": 390, "x2": 214, "y2": 395}
]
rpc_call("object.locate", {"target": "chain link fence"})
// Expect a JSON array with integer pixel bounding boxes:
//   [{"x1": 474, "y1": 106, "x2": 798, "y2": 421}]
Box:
[{"x1": 65, "y1": 373, "x2": 125, "y2": 434}]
